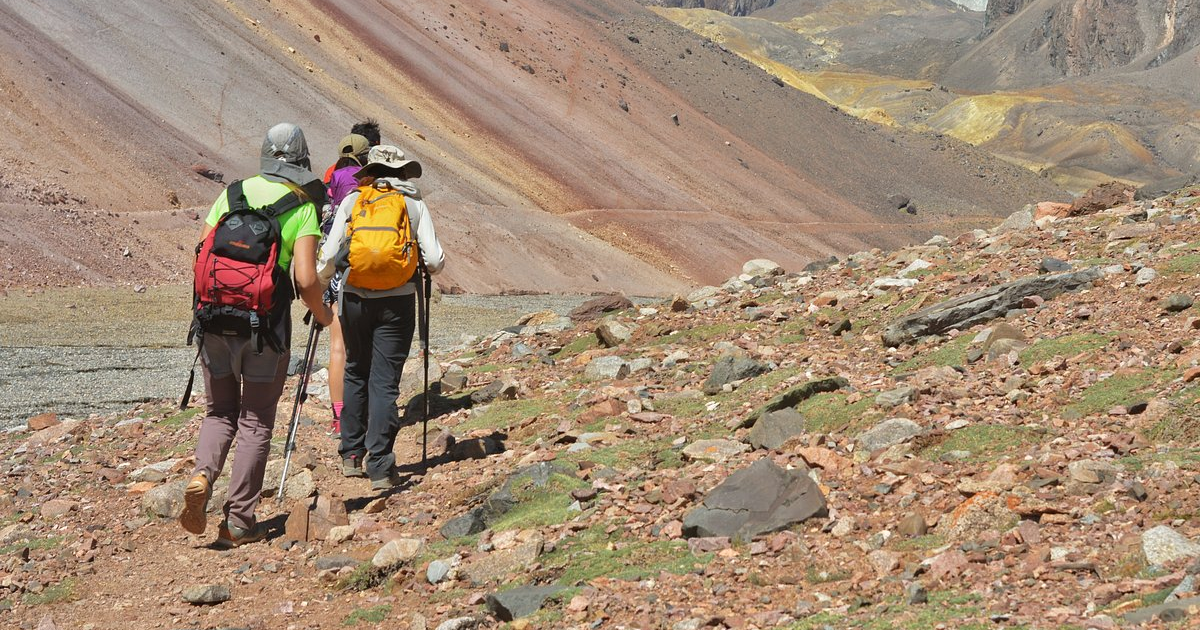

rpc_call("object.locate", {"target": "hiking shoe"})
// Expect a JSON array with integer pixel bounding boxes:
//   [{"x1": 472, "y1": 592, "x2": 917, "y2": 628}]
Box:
[
  {"x1": 370, "y1": 469, "x2": 403, "y2": 491},
  {"x1": 179, "y1": 472, "x2": 211, "y2": 535},
  {"x1": 342, "y1": 454, "x2": 365, "y2": 478},
  {"x1": 214, "y1": 520, "x2": 267, "y2": 549}
]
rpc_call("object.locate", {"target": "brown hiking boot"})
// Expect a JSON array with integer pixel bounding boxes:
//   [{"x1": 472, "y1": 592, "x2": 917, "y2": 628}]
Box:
[
  {"x1": 214, "y1": 520, "x2": 267, "y2": 549},
  {"x1": 179, "y1": 472, "x2": 211, "y2": 535}
]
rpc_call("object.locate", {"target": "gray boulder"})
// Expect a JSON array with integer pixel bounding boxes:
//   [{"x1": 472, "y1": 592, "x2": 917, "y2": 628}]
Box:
[
  {"x1": 703, "y1": 355, "x2": 769, "y2": 395},
  {"x1": 746, "y1": 408, "x2": 806, "y2": 450},
  {"x1": 584, "y1": 356, "x2": 629, "y2": 381},
  {"x1": 486, "y1": 585, "x2": 565, "y2": 621},
  {"x1": 856, "y1": 418, "x2": 923, "y2": 452},
  {"x1": 142, "y1": 480, "x2": 186, "y2": 519},
  {"x1": 682, "y1": 459, "x2": 827, "y2": 541},
  {"x1": 883, "y1": 268, "x2": 1101, "y2": 347}
]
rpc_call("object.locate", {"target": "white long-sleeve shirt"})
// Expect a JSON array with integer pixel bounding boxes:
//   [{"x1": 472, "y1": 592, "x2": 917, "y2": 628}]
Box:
[{"x1": 317, "y1": 177, "x2": 445, "y2": 300}]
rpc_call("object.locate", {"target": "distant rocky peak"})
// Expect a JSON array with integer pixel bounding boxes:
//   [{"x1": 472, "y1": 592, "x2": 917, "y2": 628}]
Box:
[
  {"x1": 983, "y1": 0, "x2": 1035, "y2": 33},
  {"x1": 640, "y1": 0, "x2": 776, "y2": 18},
  {"x1": 947, "y1": 0, "x2": 987, "y2": 10}
]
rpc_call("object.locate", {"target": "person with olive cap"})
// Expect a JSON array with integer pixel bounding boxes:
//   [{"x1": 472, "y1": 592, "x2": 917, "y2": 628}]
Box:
[{"x1": 321, "y1": 133, "x2": 371, "y2": 435}]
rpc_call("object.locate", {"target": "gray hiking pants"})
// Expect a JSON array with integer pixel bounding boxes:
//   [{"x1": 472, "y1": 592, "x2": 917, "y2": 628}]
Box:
[{"x1": 193, "y1": 333, "x2": 288, "y2": 531}]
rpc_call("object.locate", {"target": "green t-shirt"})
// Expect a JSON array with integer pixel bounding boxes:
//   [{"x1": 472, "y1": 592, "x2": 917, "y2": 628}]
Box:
[{"x1": 204, "y1": 175, "x2": 321, "y2": 271}]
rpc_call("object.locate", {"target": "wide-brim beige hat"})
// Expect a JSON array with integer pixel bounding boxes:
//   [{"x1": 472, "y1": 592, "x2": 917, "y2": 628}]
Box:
[{"x1": 355, "y1": 144, "x2": 422, "y2": 180}]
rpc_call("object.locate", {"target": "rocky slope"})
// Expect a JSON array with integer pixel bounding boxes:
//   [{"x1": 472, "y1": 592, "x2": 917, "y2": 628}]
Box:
[
  {"x1": 6, "y1": 182, "x2": 1200, "y2": 628},
  {"x1": 0, "y1": 0, "x2": 1064, "y2": 294}
]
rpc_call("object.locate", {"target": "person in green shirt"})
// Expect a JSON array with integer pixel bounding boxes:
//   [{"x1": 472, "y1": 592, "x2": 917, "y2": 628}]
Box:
[{"x1": 179, "y1": 123, "x2": 334, "y2": 548}]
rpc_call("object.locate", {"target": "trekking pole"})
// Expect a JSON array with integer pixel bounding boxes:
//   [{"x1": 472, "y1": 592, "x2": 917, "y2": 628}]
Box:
[
  {"x1": 278, "y1": 315, "x2": 321, "y2": 503},
  {"x1": 418, "y1": 263, "x2": 432, "y2": 469}
]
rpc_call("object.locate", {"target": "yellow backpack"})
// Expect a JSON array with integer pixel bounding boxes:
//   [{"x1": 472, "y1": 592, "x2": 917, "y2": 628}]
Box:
[{"x1": 345, "y1": 183, "x2": 419, "y2": 290}]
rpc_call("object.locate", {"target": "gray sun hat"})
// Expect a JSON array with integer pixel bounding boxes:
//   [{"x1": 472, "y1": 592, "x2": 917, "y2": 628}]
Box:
[
  {"x1": 355, "y1": 144, "x2": 422, "y2": 181},
  {"x1": 259, "y1": 122, "x2": 316, "y2": 185}
]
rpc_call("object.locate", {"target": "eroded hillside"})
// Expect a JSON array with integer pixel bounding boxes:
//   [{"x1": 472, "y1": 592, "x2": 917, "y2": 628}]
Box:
[{"x1": 0, "y1": 0, "x2": 1064, "y2": 294}]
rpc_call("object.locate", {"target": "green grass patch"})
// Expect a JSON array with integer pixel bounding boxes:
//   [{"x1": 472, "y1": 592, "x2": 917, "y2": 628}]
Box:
[
  {"x1": 161, "y1": 407, "x2": 202, "y2": 428},
  {"x1": 891, "y1": 334, "x2": 973, "y2": 374},
  {"x1": 561, "y1": 436, "x2": 673, "y2": 471},
  {"x1": 343, "y1": 605, "x2": 391, "y2": 625},
  {"x1": 655, "y1": 446, "x2": 685, "y2": 470},
  {"x1": 1143, "y1": 387, "x2": 1200, "y2": 444},
  {"x1": 1163, "y1": 252, "x2": 1200, "y2": 276},
  {"x1": 337, "y1": 562, "x2": 398, "y2": 592},
  {"x1": 458, "y1": 399, "x2": 554, "y2": 433},
  {"x1": 767, "y1": 320, "x2": 808, "y2": 346},
  {"x1": 468, "y1": 363, "x2": 505, "y2": 374},
  {"x1": 0, "y1": 535, "x2": 63, "y2": 556},
  {"x1": 651, "y1": 322, "x2": 751, "y2": 346},
  {"x1": 892, "y1": 534, "x2": 948, "y2": 552},
  {"x1": 787, "y1": 591, "x2": 996, "y2": 630},
  {"x1": 540, "y1": 525, "x2": 708, "y2": 585},
  {"x1": 795, "y1": 392, "x2": 878, "y2": 435},
  {"x1": 1019, "y1": 332, "x2": 1112, "y2": 366},
  {"x1": 554, "y1": 335, "x2": 600, "y2": 359},
  {"x1": 1118, "y1": 448, "x2": 1200, "y2": 472},
  {"x1": 920, "y1": 424, "x2": 1040, "y2": 463},
  {"x1": 487, "y1": 472, "x2": 589, "y2": 532},
  {"x1": 22, "y1": 579, "x2": 75, "y2": 606},
  {"x1": 1066, "y1": 369, "x2": 1176, "y2": 418}
]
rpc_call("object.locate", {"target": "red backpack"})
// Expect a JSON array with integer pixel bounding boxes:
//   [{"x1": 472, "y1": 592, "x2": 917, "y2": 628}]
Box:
[{"x1": 189, "y1": 179, "x2": 304, "y2": 353}]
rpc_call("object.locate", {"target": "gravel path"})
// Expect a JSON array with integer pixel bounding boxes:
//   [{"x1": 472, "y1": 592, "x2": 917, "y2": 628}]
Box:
[{"x1": 0, "y1": 286, "x2": 601, "y2": 427}]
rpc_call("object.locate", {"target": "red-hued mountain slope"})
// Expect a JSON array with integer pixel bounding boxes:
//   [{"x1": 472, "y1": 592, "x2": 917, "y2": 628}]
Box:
[{"x1": 0, "y1": 0, "x2": 1064, "y2": 294}]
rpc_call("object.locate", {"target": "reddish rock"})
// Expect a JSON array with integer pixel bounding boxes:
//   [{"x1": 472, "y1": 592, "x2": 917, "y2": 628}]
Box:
[
  {"x1": 41, "y1": 499, "x2": 78, "y2": 519},
  {"x1": 569, "y1": 294, "x2": 633, "y2": 322},
  {"x1": 285, "y1": 494, "x2": 349, "y2": 542},
  {"x1": 1034, "y1": 201, "x2": 1072, "y2": 220},
  {"x1": 579, "y1": 398, "x2": 624, "y2": 422},
  {"x1": 926, "y1": 550, "x2": 969, "y2": 583},
  {"x1": 27, "y1": 413, "x2": 60, "y2": 431},
  {"x1": 1070, "y1": 181, "x2": 1132, "y2": 216}
]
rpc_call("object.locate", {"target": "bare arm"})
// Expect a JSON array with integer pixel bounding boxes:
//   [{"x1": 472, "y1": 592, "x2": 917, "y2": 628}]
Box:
[{"x1": 293, "y1": 235, "x2": 333, "y2": 326}]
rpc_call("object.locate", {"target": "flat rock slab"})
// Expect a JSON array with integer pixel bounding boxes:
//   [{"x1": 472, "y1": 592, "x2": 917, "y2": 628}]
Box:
[
  {"x1": 682, "y1": 439, "x2": 750, "y2": 463},
  {"x1": 569, "y1": 295, "x2": 633, "y2": 322},
  {"x1": 462, "y1": 538, "x2": 543, "y2": 585},
  {"x1": 683, "y1": 458, "x2": 827, "y2": 541},
  {"x1": 882, "y1": 267, "x2": 1101, "y2": 347},
  {"x1": 486, "y1": 584, "x2": 566, "y2": 621},
  {"x1": 1123, "y1": 595, "x2": 1200, "y2": 624}
]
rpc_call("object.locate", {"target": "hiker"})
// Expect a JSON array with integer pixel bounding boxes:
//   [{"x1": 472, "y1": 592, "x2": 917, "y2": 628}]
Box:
[
  {"x1": 179, "y1": 123, "x2": 334, "y2": 547},
  {"x1": 321, "y1": 133, "x2": 372, "y2": 436},
  {"x1": 322, "y1": 119, "x2": 381, "y2": 184},
  {"x1": 317, "y1": 144, "x2": 445, "y2": 490}
]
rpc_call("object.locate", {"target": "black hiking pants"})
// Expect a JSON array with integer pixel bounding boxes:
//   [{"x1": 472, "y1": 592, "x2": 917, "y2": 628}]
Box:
[{"x1": 338, "y1": 292, "x2": 415, "y2": 480}]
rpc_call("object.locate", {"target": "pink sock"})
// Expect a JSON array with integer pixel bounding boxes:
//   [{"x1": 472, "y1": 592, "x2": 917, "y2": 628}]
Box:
[{"x1": 332, "y1": 401, "x2": 344, "y2": 419}]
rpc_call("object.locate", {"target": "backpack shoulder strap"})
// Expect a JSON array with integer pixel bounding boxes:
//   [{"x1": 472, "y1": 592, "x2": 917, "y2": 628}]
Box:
[
  {"x1": 261, "y1": 190, "x2": 304, "y2": 218},
  {"x1": 225, "y1": 180, "x2": 248, "y2": 214}
]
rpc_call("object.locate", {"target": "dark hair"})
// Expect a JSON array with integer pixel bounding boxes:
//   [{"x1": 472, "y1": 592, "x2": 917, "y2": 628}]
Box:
[
  {"x1": 350, "y1": 119, "x2": 381, "y2": 146},
  {"x1": 334, "y1": 155, "x2": 362, "y2": 170}
]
